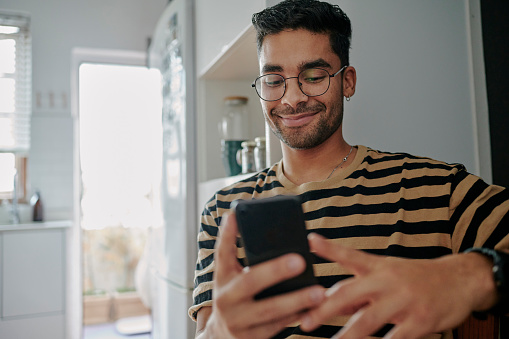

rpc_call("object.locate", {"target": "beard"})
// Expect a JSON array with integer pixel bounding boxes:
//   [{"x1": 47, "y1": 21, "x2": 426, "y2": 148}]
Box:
[{"x1": 265, "y1": 100, "x2": 344, "y2": 150}]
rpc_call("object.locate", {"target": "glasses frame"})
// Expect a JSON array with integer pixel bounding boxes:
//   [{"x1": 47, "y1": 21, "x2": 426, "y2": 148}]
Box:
[{"x1": 252, "y1": 65, "x2": 348, "y2": 102}]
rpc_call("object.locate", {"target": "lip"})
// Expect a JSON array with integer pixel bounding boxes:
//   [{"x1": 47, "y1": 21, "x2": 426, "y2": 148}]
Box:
[{"x1": 278, "y1": 112, "x2": 317, "y2": 127}]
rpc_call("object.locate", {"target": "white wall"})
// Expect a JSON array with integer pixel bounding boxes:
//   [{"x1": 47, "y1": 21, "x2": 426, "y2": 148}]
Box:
[
  {"x1": 0, "y1": 0, "x2": 167, "y2": 219},
  {"x1": 336, "y1": 0, "x2": 483, "y2": 175},
  {"x1": 258, "y1": 0, "x2": 485, "y2": 178}
]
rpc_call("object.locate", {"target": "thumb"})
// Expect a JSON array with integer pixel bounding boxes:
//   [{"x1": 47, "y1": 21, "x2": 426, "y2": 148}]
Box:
[{"x1": 214, "y1": 212, "x2": 242, "y2": 284}]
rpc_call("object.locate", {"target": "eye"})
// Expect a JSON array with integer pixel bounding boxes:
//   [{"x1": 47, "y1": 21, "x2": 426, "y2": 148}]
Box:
[
  {"x1": 301, "y1": 69, "x2": 327, "y2": 83},
  {"x1": 262, "y1": 75, "x2": 284, "y2": 88}
]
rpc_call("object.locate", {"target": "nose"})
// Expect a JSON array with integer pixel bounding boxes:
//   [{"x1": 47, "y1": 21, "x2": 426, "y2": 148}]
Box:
[{"x1": 280, "y1": 76, "x2": 308, "y2": 109}]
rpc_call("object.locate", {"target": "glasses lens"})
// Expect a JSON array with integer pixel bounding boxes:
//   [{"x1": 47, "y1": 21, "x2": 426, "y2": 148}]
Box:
[
  {"x1": 299, "y1": 68, "x2": 330, "y2": 97},
  {"x1": 255, "y1": 74, "x2": 285, "y2": 101}
]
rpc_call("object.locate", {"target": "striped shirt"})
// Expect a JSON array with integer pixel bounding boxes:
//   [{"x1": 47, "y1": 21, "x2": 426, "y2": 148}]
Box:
[{"x1": 189, "y1": 145, "x2": 509, "y2": 338}]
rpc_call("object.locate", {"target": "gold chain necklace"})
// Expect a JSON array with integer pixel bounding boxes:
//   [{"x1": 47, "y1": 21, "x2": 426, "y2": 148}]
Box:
[{"x1": 326, "y1": 146, "x2": 354, "y2": 180}]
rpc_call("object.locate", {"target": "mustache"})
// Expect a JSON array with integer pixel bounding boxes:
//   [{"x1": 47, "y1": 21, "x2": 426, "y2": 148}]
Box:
[{"x1": 272, "y1": 102, "x2": 326, "y2": 116}]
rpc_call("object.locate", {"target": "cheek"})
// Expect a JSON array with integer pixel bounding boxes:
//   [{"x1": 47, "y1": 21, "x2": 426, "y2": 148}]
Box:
[
  {"x1": 329, "y1": 81, "x2": 344, "y2": 98},
  {"x1": 322, "y1": 90, "x2": 342, "y2": 110},
  {"x1": 261, "y1": 101, "x2": 276, "y2": 117}
]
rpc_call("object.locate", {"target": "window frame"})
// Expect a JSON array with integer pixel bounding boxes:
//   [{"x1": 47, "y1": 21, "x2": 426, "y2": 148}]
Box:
[
  {"x1": 0, "y1": 153, "x2": 28, "y2": 202},
  {"x1": 0, "y1": 11, "x2": 31, "y2": 203}
]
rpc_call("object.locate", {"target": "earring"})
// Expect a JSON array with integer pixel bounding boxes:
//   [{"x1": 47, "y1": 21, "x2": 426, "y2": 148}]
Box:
[{"x1": 345, "y1": 96, "x2": 351, "y2": 102}]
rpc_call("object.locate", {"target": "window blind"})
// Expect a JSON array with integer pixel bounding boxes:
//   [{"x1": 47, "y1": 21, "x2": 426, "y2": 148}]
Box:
[{"x1": 0, "y1": 12, "x2": 31, "y2": 153}]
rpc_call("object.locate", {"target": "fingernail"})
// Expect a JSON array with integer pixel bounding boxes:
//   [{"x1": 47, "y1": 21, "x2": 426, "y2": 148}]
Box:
[
  {"x1": 308, "y1": 232, "x2": 321, "y2": 240},
  {"x1": 287, "y1": 255, "x2": 303, "y2": 272},
  {"x1": 301, "y1": 315, "x2": 313, "y2": 329}
]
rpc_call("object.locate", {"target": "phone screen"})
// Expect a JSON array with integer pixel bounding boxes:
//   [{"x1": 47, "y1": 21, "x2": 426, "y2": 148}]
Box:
[{"x1": 232, "y1": 195, "x2": 317, "y2": 299}]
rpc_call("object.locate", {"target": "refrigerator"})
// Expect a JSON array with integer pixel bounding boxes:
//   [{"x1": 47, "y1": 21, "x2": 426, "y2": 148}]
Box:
[{"x1": 147, "y1": 0, "x2": 197, "y2": 338}]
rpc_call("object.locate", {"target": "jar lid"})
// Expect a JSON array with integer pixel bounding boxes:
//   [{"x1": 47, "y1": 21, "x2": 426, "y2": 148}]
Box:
[
  {"x1": 224, "y1": 96, "x2": 248, "y2": 105},
  {"x1": 254, "y1": 136, "x2": 266, "y2": 144},
  {"x1": 241, "y1": 140, "x2": 256, "y2": 148}
]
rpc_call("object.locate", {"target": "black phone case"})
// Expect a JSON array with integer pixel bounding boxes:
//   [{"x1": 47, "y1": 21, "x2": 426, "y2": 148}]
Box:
[{"x1": 232, "y1": 195, "x2": 317, "y2": 299}]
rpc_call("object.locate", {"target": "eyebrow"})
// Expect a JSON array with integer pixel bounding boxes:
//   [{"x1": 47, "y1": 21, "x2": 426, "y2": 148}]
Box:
[
  {"x1": 261, "y1": 58, "x2": 332, "y2": 74},
  {"x1": 261, "y1": 64, "x2": 283, "y2": 74},
  {"x1": 300, "y1": 58, "x2": 332, "y2": 70}
]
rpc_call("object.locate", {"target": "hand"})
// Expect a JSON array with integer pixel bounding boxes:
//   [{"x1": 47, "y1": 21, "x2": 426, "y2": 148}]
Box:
[
  {"x1": 203, "y1": 213, "x2": 325, "y2": 339},
  {"x1": 300, "y1": 233, "x2": 497, "y2": 339}
]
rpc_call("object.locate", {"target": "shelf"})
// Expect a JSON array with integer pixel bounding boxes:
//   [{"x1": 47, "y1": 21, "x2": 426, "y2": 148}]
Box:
[
  {"x1": 0, "y1": 220, "x2": 72, "y2": 232},
  {"x1": 198, "y1": 173, "x2": 254, "y2": 209},
  {"x1": 199, "y1": 25, "x2": 259, "y2": 81}
]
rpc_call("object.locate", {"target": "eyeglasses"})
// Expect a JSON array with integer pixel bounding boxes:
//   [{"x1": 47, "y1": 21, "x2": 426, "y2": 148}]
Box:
[{"x1": 251, "y1": 65, "x2": 347, "y2": 102}]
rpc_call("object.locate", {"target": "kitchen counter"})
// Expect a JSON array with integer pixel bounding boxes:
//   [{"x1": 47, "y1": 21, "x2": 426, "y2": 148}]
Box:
[{"x1": 0, "y1": 220, "x2": 72, "y2": 232}]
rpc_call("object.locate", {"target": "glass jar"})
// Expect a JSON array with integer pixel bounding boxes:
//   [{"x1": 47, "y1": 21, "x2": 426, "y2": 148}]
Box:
[
  {"x1": 240, "y1": 140, "x2": 256, "y2": 174},
  {"x1": 254, "y1": 136, "x2": 266, "y2": 171},
  {"x1": 219, "y1": 96, "x2": 249, "y2": 141},
  {"x1": 219, "y1": 96, "x2": 249, "y2": 176}
]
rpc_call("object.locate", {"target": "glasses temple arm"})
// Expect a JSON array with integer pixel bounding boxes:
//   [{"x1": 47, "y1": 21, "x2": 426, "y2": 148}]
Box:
[{"x1": 331, "y1": 65, "x2": 348, "y2": 78}]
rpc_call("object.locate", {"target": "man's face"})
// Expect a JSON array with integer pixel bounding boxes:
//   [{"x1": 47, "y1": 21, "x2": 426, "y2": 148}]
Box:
[{"x1": 258, "y1": 29, "x2": 345, "y2": 150}]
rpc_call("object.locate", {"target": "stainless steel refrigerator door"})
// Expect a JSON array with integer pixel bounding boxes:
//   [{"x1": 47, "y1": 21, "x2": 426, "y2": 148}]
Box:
[
  {"x1": 149, "y1": 0, "x2": 197, "y2": 291},
  {"x1": 148, "y1": 0, "x2": 197, "y2": 338},
  {"x1": 150, "y1": 269, "x2": 195, "y2": 339}
]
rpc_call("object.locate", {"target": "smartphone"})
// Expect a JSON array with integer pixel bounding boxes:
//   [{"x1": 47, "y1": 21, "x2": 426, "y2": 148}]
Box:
[{"x1": 231, "y1": 195, "x2": 317, "y2": 299}]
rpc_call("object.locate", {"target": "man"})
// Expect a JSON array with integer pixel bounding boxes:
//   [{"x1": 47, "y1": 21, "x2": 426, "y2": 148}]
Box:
[{"x1": 189, "y1": 1, "x2": 509, "y2": 338}]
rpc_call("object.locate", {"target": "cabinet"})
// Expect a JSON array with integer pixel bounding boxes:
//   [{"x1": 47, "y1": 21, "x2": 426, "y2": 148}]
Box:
[
  {"x1": 196, "y1": 1, "x2": 283, "y2": 184},
  {"x1": 0, "y1": 225, "x2": 68, "y2": 339},
  {"x1": 195, "y1": 0, "x2": 266, "y2": 75}
]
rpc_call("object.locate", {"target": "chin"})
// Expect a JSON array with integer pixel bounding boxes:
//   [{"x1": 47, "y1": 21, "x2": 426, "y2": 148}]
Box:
[{"x1": 279, "y1": 131, "x2": 329, "y2": 150}]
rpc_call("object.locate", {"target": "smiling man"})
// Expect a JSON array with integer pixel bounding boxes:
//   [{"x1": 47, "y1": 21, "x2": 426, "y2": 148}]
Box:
[
  {"x1": 189, "y1": 1, "x2": 509, "y2": 339},
  {"x1": 255, "y1": 28, "x2": 355, "y2": 185}
]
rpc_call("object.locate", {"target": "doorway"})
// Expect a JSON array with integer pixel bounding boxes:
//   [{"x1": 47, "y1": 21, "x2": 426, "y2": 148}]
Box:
[{"x1": 72, "y1": 49, "x2": 162, "y2": 339}]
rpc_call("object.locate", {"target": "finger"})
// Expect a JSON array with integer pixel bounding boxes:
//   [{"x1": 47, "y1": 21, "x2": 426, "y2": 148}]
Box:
[
  {"x1": 220, "y1": 258, "x2": 324, "y2": 331},
  {"x1": 383, "y1": 318, "x2": 428, "y2": 339},
  {"x1": 215, "y1": 212, "x2": 242, "y2": 285},
  {"x1": 240, "y1": 253, "x2": 307, "y2": 298},
  {"x1": 308, "y1": 232, "x2": 377, "y2": 275},
  {"x1": 300, "y1": 277, "x2": 374, "y2": 331},
  {"x1": 332, "y1": 296, "x2": 408, "y2": 339},
  {"x1": 245, "y1": 285, "x2": 325, "y2": 327},
  {"x1": 240, "y1": 312, "x2": 302, "y2": 339},
  {"x1": 215, "y1": 251, "x2": 308, "y2": 308}
]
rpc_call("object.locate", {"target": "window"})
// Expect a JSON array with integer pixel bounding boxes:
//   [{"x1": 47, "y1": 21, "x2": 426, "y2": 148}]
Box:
[
  {"x1": 0, "y1": 153, "x2": 27, "y2": 200},
  {"x1": 0, "y1": 12, "x2": 31, "y2": 201}
]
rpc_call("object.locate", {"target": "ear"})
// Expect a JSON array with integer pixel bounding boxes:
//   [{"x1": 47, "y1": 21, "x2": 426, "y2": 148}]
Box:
[{"x1": 343, "y1": 66, "x2": 357, "y2": 99}]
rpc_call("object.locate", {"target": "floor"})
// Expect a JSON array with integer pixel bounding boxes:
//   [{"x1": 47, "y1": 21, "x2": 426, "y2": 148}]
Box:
[{"x1": 83, "y1": 315, "x2": 152, "y2": 339}]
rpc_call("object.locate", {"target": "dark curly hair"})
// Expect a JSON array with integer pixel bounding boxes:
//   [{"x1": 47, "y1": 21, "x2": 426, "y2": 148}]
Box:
[{"x1": 252, "y1": 0, "x2": 352, "y2": 66}]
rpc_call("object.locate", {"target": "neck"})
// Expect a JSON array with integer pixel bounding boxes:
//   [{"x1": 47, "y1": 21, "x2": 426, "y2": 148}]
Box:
[{"x1": 281, "y1": 129, "x2": 354, "y2": 185}]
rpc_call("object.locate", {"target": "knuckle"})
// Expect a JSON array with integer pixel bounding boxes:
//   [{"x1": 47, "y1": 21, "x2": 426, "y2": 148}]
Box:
[
  {"x1": 275, "y1": 254, "x2": 299, "y2": 276},
  {"x1": 329, "y1": 280, "x2": 351, "y2": 299},
  {"x1": 357, "y1": 309, "x2": 379, "y2": 330},
  {"x1": 241, "y1": 270, "x2": 261, "y2": 292},
  {"x1": 257, "y1": 301, "x2": 281, "y2": 320}
]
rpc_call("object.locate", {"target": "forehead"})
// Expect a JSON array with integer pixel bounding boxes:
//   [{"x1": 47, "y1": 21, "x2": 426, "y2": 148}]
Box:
[{"x1": 259, "y1": 29, "x2": 339, "y2": 72}]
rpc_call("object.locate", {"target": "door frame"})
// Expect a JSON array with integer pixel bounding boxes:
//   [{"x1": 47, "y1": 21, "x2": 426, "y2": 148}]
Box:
[{"x1": 69, "y1": 48, "x2": 147, "y2": 339}]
